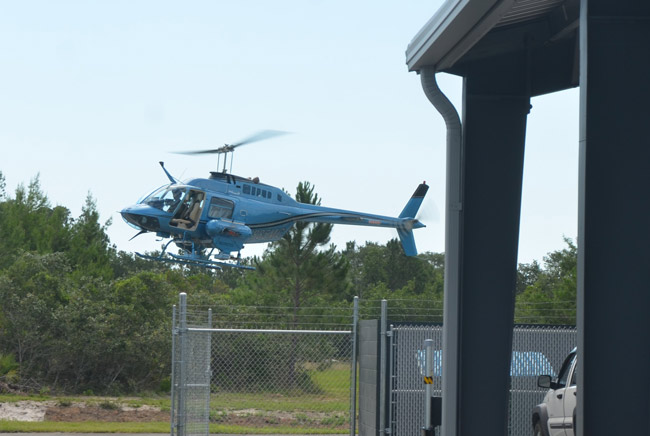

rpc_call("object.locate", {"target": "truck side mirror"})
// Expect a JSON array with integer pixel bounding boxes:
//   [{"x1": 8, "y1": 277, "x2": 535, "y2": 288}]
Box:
[{"x1": 537, "y1": 375, "x2": 553, "y2": 389}]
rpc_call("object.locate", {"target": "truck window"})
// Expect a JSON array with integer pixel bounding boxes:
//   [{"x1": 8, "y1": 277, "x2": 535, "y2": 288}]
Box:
[
  {"x1": 570, "y1": 364, "x2": 577, "y2": 387},
  {"x1": 557, "y1": 352, "x2": 576, "y2": 388}
]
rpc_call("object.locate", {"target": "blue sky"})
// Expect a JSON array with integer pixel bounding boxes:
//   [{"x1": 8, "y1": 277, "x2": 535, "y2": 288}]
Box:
[{"x1": 0, "y1": 0, "x2": 579, "y2": 264}]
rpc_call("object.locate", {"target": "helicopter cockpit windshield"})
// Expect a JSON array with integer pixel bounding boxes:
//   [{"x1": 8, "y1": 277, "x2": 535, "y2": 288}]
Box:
[{"x1": 141, "y1": 185, "x2": 187, "y2": 214}]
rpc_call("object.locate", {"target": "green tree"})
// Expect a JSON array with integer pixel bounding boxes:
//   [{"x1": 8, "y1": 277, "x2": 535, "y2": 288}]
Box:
[
  {"x1": 515, "y1": 237, "x2": 577, "y2": 324},
  {"x1": 516, "y1": 260, "x2": 543, "y2": 295},
  {"x1": 0, "y1": 253, "x2": 178, "y2": 393},
  {"x1": 0, "y1": 176, "x2": 73, "y2": 267},
  {"x1": 0, "y1": 252, "x2": 72, "y2": 388},
  {"x1": 0, "y1": 171, "x2": 6, "y2": 200},
  {"x1": 343, "y1": 240, "x2": 444, "y2": 298},
  {"x1": 67, "y1": 193, "x2": 114, "y2": 280}
]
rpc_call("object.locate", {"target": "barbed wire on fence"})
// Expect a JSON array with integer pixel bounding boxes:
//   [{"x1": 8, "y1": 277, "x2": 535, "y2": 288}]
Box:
[
  {"x1": 183, "y1": 302, "x2": 355, "y2": 330},
  {"x1": 181, "y1": 298, "x2": 578, "y2": 328}
]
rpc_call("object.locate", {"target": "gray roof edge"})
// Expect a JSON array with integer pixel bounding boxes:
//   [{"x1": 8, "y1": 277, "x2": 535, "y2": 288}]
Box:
[{"x1": 405, "y1": 0, "x2": 515, "y2": 72}]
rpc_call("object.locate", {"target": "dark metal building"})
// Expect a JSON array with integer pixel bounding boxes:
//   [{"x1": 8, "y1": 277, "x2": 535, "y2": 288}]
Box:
[{"x1": 405, "y1": 1, "x2": 650, "y2": 435}]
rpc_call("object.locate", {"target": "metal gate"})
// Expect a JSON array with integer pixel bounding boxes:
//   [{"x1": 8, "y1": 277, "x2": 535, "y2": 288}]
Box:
[
  {"x1": 388, "y1": 323, "x2": 576, "y2": 436},
  {"x1": 389, "y1": 324, "x2": 443, "y2": 436},
  {"x1": 171, "y1": 293, "x2": 359, "y2": 436}
]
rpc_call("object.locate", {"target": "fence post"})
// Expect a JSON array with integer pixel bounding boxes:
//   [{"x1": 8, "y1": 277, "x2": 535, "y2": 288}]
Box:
[
  {"x1": 424, "y1": 338, "x2": 434, "y2": 433},
  {"x1": 350, "y1": 296, "x2": 359, "y2": 436},
  {"x1": 171, "y1": 304, "x2": 177, "y2": 436},
  {"x1": 379, "y1": 299, "x2": 388, "y2": 435},
  {"x1": 177, "y1": 292, "x2": 188, "y2": 436},
  {"x1": 205, "y1": 307, "x2": 212, "y2": 435},
  {"x1": 387, "y1": 324, "x2": 395, "y2": 436}
]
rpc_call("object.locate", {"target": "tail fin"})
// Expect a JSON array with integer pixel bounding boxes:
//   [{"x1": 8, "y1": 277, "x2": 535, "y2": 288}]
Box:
[
  {"x1": 397, "y1": 182, "x2": 429, "y2": 256},
  {"x1": 397, "y1": 228, "x2": 418, "y2": 256},
  {"x1": 400, "y1": 182, "x2": 429, "y2": 218}
]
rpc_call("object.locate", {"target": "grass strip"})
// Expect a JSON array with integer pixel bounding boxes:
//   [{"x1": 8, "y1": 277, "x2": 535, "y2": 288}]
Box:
[
  {"x1": 0, "y1": 420, "x2": 346, "y2": 434},
  {"x1": 0, "y1": 420, "x2": 169, "y2": 433}
]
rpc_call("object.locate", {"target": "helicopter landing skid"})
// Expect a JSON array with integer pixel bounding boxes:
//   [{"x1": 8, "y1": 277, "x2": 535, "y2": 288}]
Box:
[{"x1": 135, "y1": 252, "x2": 255, "y2": 271}]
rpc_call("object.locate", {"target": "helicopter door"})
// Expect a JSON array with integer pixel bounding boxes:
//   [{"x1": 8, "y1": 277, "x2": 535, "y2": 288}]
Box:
[{"x1": 170, "y1": 190, "x2": 205, "y2": 231}]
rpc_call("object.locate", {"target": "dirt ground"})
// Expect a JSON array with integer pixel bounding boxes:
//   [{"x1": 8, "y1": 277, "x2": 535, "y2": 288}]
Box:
[
  {"x1": 45, "y1": 404, "x2": 170, "y2": 422},
  {"x1": 0, "y1": 401, "x2": 169, "y2": 422},
  {"x1": 0, "y1": 400, "x2": 347, "y2": 429}
]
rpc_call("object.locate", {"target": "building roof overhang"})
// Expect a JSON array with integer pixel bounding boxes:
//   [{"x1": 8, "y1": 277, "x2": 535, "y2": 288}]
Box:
[{"x1": 406, "y1": 0, "x2": 580, "y2": 94}]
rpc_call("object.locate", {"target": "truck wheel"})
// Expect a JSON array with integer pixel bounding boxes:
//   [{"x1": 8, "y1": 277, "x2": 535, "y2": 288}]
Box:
[{"x1": 533, "y1": 421, "x2": 544, "y2": 436}]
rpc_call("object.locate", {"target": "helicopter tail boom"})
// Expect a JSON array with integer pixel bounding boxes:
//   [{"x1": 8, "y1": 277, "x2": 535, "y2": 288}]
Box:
[{"x1": 297, "y1": 182, "x2": 429, "y2": 256}]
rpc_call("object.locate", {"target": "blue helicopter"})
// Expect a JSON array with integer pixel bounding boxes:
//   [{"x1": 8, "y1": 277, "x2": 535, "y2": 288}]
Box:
[{"x1": 121, "y1": 131, "x2": 429, "y2": 270}]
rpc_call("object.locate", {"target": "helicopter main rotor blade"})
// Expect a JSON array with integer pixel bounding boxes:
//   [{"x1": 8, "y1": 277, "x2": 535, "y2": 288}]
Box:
[
  {"x1": 229, "y1": 129, "x2": 289, "y2": 148},
  {"x1": 174, "y1": 148, "x2": 227, "y2": 155},
  {"x1": 173, "y1": 130, "x2": 289, "y2": 156}
]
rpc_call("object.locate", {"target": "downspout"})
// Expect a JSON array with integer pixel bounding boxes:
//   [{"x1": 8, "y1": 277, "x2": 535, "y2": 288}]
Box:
[{"x1": 419, "y1": 66, "x2": 463, "y2": 436}]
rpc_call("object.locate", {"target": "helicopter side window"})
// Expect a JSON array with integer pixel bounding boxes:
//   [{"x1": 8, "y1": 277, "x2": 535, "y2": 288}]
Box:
[
  {"x1": 277, "y1": 193, "x2": 282, "y2": 202},
  {"x1": 208, "y1": 197, "x2": 234, "y2": 219},
  {"x1": 243, "y1": 185, "x2": 251, "y2": 195}
]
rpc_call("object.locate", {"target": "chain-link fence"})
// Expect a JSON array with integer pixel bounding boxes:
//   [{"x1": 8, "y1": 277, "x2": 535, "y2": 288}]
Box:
[
  {"x1": 172, "y1": 295, "x2": 576, "y2": 436},
  {"x1": 386, "y1": 323, "x2": 576, "y2": 436},
  {"x1": 171, "y1": 293, "x2": 358, "y2": 436}
]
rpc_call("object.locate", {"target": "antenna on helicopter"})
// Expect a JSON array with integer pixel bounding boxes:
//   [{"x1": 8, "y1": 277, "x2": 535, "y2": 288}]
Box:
[{"x1": 174, "y1": 130, "x2": 289, "y2": 173}]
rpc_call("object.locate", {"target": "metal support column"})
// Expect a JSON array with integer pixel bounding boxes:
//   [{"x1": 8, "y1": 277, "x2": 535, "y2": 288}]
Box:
[
  {"x1": 578, "y1": 2, "x2": 650, "y2": 435},
  {"x1": 458, "y1": 61, "x2": 529, "y2": 435}
]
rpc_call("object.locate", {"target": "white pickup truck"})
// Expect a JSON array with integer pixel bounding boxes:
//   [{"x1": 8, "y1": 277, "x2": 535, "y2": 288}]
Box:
[{"x1": 532, "y1": 348, "x2": 577, "y2": 436}]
